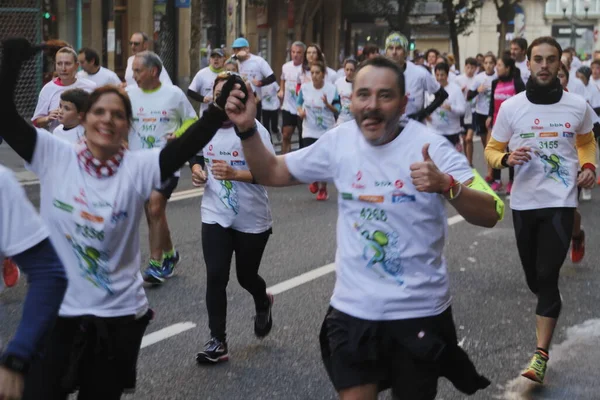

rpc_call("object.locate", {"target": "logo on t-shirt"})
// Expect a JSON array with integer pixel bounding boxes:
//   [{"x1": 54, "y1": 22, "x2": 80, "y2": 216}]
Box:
[
  {"x1": 53, "y1": 199, "x2": 74, "y2": 213},
  {"x1": 352, "y1": 171, "x2": 365, "y2": 189},
  {"x1": 341, "y1": 192, "x2": 353, "y2": 200},
  {"x1": 562, "y1": 132, "x2": 575, "y2": 138},
  {"x1": 395, "y1": 180, "x2": 404, "y2": 189},
  {"x1": 231, "y1": 160, "x2": 246, "y2": 166},
  {"x1": 232, "y1": 151, "x2": 239, "y2": 157},
  {"x1": 391, "y1": 191, "x2": 416, "y2": 203},
  {"x1": 539, "y1": 132, "x2": 558, "y2": 137},
  {"x1": 375, "y1": 181, "x2": 392, "y2": 187},
  {"x1": 358, "y1": 195, "x2": 384, "y2": 203},
  {"x1": 565, "y1": 122, "x2": 571, "y2": 128},
  {"x1": 520, "y1": 132, "x2": 535, "y2": 138},
  {"x1": 550, "y1": 122, "x2": 563, "y2": 128}
]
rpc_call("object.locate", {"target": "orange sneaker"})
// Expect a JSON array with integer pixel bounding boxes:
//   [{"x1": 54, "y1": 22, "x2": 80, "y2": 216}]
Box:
[
  {"x1": 316, "y1": 187, "x2": 329, "y2": 201},
  {"x1": 308, "y1": 182, "x2": 319, "y2": 194},
  {"x1": 3, "y1": 258, "x2": 20, "y2": 288}
]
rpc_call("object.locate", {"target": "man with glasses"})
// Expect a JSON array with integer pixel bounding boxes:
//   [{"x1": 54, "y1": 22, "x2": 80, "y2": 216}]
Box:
[{"x1": 125, "y1": 32, "x2": 173, "y2": 87}]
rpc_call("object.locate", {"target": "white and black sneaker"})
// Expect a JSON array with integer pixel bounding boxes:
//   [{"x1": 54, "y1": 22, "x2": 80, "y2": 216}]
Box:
[
  {"x1": 254, "y1": 293, "x2": 274, "y2": 338},
  {"x1": 196, "y1": 337, "x2": 229, "y2": 365}
]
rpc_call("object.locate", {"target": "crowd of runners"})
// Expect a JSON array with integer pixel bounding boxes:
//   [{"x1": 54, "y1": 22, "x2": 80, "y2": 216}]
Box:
[{"x1": 0, "y1": 28, "x2": 598, "y2": 399}]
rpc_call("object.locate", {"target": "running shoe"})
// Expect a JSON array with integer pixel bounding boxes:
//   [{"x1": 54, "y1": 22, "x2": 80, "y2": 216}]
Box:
[
  {"x1": 316, "y1": 187, "x2": 329, "y2": 201},
  {"x1": 255, "y1": 293, "x2": 274, "y2": 338},
  {"x1": 506, "y1": 181, "x2": 513, "y2": 195},
  {"x1": 521, "y1": 351, "x2": 548, "y2": 384},
  {"x1": 309, "y1": 182, "x2": 319, "y2": 194},
  {"x1": 196, "y1": 337, "x2": 229, "y2": 364},
  {"x1": 143, "y1": 260, "x2": 166, "y2": 284},
  {"x1": 2, "y1": 258, "x2": 20, "y2": 288},
  {"x1": 161, "y1": 250, "x2": 180, "y2": 279},
  {"x1": 490, "y1": 181, "x2": 503, "y2": 193},
  {"x1": 581, "y1": 188, "x2": 592, "y2": 201},
  {"x1": 571, "y1": 230, "x2": 585, "y2": 263}
]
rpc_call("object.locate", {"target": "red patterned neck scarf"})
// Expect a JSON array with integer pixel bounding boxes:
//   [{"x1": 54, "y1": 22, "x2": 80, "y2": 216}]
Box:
[{"x1": 77, "y1": 145, "x2": 126, "y2": 179}]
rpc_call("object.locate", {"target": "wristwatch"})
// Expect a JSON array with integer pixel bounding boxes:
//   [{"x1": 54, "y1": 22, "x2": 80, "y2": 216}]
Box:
[
  {"x1": 234, "y1": 124, "x2": 257, "y2": 141},
  {"x1": 501, "y1": 153, "x2": 511, "y2": 168},
  {"x1": 0, "y1": 353, "x2": 29, "y2": 374}
]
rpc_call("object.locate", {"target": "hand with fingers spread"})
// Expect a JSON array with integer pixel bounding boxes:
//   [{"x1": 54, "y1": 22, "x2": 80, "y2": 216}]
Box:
[
  {"x1": 577, "y1": 168, "x2": 596, "y2": 189},
  {"x1": 410, "y1": 143, "x2": 452, "y2": 193},
  {"x1": 506, "y1": 147, "x2": 532, "y2": 166}
]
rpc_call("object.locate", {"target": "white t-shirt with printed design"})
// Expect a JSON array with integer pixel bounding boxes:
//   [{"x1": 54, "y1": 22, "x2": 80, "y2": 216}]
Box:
[
  {"x1": 26, "y1": 129, "x2": 162, "y2": 317},
  {"x1": 201, "y1": 122, "x2": 274, "y2": 233},
  {"x1": 53, "y1": 124, "x2": 85, "y2": 145},
  {"x1": 188, "y1": 66, "x2": 219, "y2": 116},
  {"x1": 492, "y1": 91, "x2": 594, "y2": 211},
  {"x1": 454, "y1": 73, "x2": 476, "y2": 124},
  {"x1": 76, "y1": 67, "x2": 121, "y2": 87},
  {"x1": 298, "y1": 82, "x2": 339, "y2": 140},
  {"x1": 335, "y1": 77, "x2": 353, "y2": 124},
  {"x1": 403, "y1": 61, "x2": 441, "y2": 120},
  {"x1": 0, "y1": 166, "x2": 49, "y2": 259},
  {"x1": 285, "y1": 120, "x2": 473, "y2": 320},
  {"x1": 32, "y1": 78, "x2": 97, "y2": 132},
  {"x1": 469, "y1": 71, "x2": 497, "y2": 115},
  {"x1": 585, "y1": 80, "x2": 600, "y2": 108},
  {"x1": 127, "y1": 84, "x2": 197, "y2": 151},
  {"x1": 261, "y1": 82, "x2": 281, "y2": 111},
  {"x1": 238, "y1": 54, "x2": 274, "y2": 99},
  {"x1": 428, "y1": 82, "x2": 466, "y2": 135},
  {"x1": 281, "y1": 61, "x2": 304, "y2": 114}
]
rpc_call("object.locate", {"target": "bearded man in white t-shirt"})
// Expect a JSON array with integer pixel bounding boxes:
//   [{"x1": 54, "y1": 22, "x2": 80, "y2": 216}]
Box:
[
  {"x1": 224, "y1": 56, "x2": 499, "y2": 400},
  {"x1": 127, "y1": 51, "x2": 198, "y2": 284}
]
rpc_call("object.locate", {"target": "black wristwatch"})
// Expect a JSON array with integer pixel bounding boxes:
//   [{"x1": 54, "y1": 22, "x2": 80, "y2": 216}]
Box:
[
  {"x1": 501, "y1": 153, "x2": 511, "y2": 168},
  {"x1": 0, "y1": 353, "x2": 30, "y2": 374},
  {"x1": 234, "y1": 124, "x2": 257, "y2": 141}
]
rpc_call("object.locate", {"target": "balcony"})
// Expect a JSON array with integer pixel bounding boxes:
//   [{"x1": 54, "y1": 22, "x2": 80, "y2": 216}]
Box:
[{"x1": 545, "y1": 0, "x2": 600, "y2": 18}]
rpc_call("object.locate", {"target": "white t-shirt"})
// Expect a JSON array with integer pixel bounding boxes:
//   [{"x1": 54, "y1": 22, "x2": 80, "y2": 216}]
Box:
[
  {"x1": 127, "y1": 84, "x2": 197, "y2": 151},
  {"x1": 281, "y1": 61, "x2": 304, "y2": 114},
  {"x1": 335, "y1": 77, "x2": 353, "y2": 125},
  {"x1": 201, "y1": 122, "x2": 274, "y2": 233},
  {"x1": 27, "y1": 129, "x2": 162, "y2": 317},
  {"x1": 261, "y1": 82, "x2": 281, "y2": 111},
  {"x1": 516, "y1": 59, "x2": 530, "y2": 83},
  {"x1": 403, "y1": 61, "x2": 441, "y2": 119},
  {"x1": 567, "y1": 77, "x2": 587, "y2": 99},
  {"x1": 584, "y1": 80, "x2": 600, "y2": 108},
  {"x1": 301, "y1": 67, "x2": 340, "y2": 87},
  {"x1": 298, "y1": 82, "x2": 339, "y2": 139},
  {"x1": 284, "y1": 120, "x2": 473, "y2": 320},
  {"x1": 188, "y1": 66, "x2": 219, "y2": 116},
  {"x1": 469, "y1": 71, "x2": 497, "y2": 115},
  {"x1": 76, "y1": 67, "x2": 121, "y2": 87},
  {"x1": 454, "y1": 73, "x2": 476, "y2": 124},
  {"x1": 32, "y1": 78, "x2": 97, "y2": 132},
  {"x1": 428, "y1": 82, "x2": 466, "y2": 135},
  {"x1": 492, "y1": 91, "x2": 594, "y2": 211},
  {"x1": 125, "y1": 55, "x2": 173, "y2": 87},
  {"x1": 238, "y1": 54, "x2": 274, "y2": 99},
  {"x1": 0, "y1": 166, "x2": 49, "y2": 259},
  {"x1": 53, "y1": 124, "x2": 85, "y2": 145}
]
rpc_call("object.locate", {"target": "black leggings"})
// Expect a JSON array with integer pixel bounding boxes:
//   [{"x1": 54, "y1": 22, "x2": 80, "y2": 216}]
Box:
[
  {"x1": 201, "y1": 223, "x2": 271, "y2": 341},
  {"x1": 262, "y1": 109, "x2": 280, "y2": 134},
  {"x1": 512, "y1": 208, "x2": 575, "y2": 318}
]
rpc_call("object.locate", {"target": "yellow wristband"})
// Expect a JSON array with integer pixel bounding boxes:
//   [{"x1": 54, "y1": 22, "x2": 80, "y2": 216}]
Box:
[{"x1": 467, "y1": 169, "x2": 505, "y2": 221}]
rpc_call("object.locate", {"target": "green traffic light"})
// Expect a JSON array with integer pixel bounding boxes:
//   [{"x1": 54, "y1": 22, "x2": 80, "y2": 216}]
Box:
[
  {"x1": 43, "y1": 12, "x2": 51, "y2": 19},
  {"x1": 409, "y1": 43, "x2": 415, "y2": 51}
]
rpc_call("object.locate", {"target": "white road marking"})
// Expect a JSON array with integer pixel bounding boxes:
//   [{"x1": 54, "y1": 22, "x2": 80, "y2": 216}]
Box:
[
  {"x1": 143, "y1": 212, "x2": 467, "y2": 347},
  {"x1": 141, "y1": 322, "x2": 197, "y2": 349},
  {"x1": 168, "y1": 188, "x2": 204, "y2": 202}
]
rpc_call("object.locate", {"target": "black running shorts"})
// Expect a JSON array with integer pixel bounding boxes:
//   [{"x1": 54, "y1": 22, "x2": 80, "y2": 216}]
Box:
[
  {"x1": 473, "y1": 113, "x2": 488, "y2": 136},
  {"x1": 281, "y1": 110, "x2": 298, "y2": 127}
]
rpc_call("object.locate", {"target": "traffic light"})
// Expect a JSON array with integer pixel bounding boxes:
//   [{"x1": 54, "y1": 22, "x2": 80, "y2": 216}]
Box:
[
  {"x1": 43, "y1": 12, "x2": 51, "y2": 19},
  {"x1": 409, "y1": 40, "x2": 416, "y2": 51}
]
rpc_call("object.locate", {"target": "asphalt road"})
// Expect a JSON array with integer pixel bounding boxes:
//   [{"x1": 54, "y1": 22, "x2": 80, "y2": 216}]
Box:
[{"x1": 1, "y1": 141, "x2": 600, "y2": 400}]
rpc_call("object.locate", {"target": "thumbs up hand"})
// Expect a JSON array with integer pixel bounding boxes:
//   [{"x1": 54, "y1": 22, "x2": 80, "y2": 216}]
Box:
[{"x1": 410, "y1": 143, "x2": 452, "y2": 193}]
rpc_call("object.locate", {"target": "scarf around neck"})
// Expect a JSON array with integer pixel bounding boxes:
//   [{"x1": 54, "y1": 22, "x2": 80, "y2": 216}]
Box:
[
  {"x1": 77, "y1": 144, "x2": 126, "y2": 179},
  {"x1": 525, "y1": 77, "x2": 563, "y2": 105}
]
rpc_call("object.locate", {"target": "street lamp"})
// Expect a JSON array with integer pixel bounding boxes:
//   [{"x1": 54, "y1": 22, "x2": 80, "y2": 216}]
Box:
[{"x1": 562, "y1": 0, "x2": 591, "y2": 49}]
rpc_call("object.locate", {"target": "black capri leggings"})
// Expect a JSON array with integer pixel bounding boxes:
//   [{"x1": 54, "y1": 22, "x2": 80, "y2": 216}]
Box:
[
  {"x1": 201, "y1": 222, "x2": 271, "y2": 341},
  {"x1": 512, "y1": 208, "x2": 575, "y2": 318}
]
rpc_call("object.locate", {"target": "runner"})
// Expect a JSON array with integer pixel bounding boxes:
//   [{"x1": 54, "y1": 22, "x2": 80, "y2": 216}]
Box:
[
  {"x1": 127, "y1": 51, "x2": 198, "y2": 284},
  {"x1": 231, "y1": 37, "x2": 276, "y2": 122},
  {"x1": 0, "y1": 166, "x2": 67, "y2": 400},
  {"x1": 359, "y1": 43, "x2": 380, "y2": 62},
  {"x1": 384, "y1": 32, "x2": 448, "y2": 122},
  {"x1": 260, "y1": 80, "x2": 281, "y2": 143},
  {"x1": 1, "y1": 37, "x2": 246, "y2": 399},
  {"x1": 561, "y1": 52, "x2": 587, "y2": 97},
  {"x1": 53, "y1": 88, "x2": 89, "y2": 145},
  {"x1": 77, "y1": 48, "x2": 122, "y2": 86},
  {"x1": 427, "y1": 62, "x2": 466, "y2": 149},
  {"x1": 304, "y1": 44, "x2": 338, "y2": 85},
  {"x1": 335, "y1": 58, "x2": 357, "y2": 126},
  {"x1": 187, "y1": 48, "x2": 225, "y2": 117},
  {"x1": 32, "y1": 47, "x2": 96, "y2": 132},
  {"x1": 487, "y1": 54, "x2": 525, "y2": 194},
  {"x1": 190, "y1": 72, "x2": 275, "y2": 364},
  {"x1": 224, "y1": 56, "x2": 497, "y2": 400},
  {"x1": 467, "y1": 53, "x2": 497, "y2": 181},
  {"x1": 425, "y1": 48, "x2": 440, "y2": 72},
  {"x1": 124, "y1": 32, "x2": 172, "y2": 87},
  {"x1": 510, "y1": 38, "x2": 531, "y2": 83},
  {"x1": 298, "y1": 61, "x2": 340, "y2": 201},
  {"x1": 485, "y1": 36, "x2": 596, "y2": 384},
  {"x1": 278, "y1": 41, "x2": 306, "y2": 154},
  {"x1": 455, "y1": 57, "x2": 479, "y2": 166}
]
